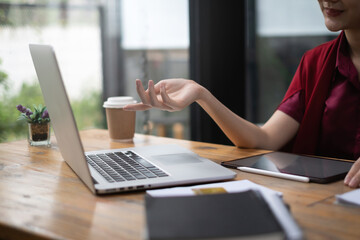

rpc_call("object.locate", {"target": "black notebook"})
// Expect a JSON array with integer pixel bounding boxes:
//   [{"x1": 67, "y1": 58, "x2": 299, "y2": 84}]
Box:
[{"x1": 145, "y1": 190, "x2": 286, "y2": 240}]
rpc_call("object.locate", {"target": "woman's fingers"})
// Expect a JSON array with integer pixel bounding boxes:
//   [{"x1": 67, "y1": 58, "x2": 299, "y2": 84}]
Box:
[
  {"x1": 136, "y1": 79, "x2": 151, "y2": 106},
  {"x1": 148, "y1": 80, "x2": 173, "y2": 111},
  {"x1": 148, "y1": 80, "x2": 161, "y2": 106},
  {"x1": 345, "y1": 159, "x2": 360, "y2": 188},
  {"x1": 123, "y1": 103, "x2": 152, "y2": 111},
  {"x1": 160, "y1": 83, "x2": 177, "y2": 111},
  {"x1": 131, "y1": 78, "x2": 183, "y2": 112},
  {"x1": 349, "y1": 173, "x2": 360, "y2": 188},
  {"x1": 124, "y1": 79, "x2": 154, "y2": 111}
]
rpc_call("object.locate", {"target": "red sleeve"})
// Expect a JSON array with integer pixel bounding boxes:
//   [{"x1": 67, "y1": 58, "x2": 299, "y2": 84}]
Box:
[{"x1": 277, "y1": 90, "x2": 305, "y2": 123}]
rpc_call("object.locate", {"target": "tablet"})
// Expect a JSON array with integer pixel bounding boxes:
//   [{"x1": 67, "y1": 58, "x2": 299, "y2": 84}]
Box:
[{"x1": 221, "y1": 152, "x2": 354, "y2": 183}]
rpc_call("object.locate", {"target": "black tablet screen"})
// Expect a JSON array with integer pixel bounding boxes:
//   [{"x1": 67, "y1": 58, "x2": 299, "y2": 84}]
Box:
[{"x1": 222, "y1": 152, "x2": 354, "y2": 183}]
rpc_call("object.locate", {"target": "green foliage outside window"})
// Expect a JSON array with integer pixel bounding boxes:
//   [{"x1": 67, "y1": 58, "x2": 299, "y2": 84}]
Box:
[
  {"x1": 71, "y1": 90, "x2": 105, "y2": 131},
  {"x1": 0, "y1": 58, "x2": 105, "y2": 143},
  {"x1": 0, "y1": 3, "x2": 105, "y2": 143}
]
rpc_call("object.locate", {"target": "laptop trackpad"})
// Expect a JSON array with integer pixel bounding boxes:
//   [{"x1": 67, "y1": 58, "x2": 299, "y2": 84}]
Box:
[{"x1": 152, "y1": 153, "x2": 202, "y2": 165}]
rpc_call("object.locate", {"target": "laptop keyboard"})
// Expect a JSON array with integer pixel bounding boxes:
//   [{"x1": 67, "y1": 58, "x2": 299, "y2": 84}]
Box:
[{"x1": 86, "y1": 150, "x2": 169, "y2": 183}]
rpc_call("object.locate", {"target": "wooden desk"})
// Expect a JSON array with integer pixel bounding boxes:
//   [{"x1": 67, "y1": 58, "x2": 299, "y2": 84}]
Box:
[{"x1": 0, "y1": 129, "x2": 359, "y2": 240}]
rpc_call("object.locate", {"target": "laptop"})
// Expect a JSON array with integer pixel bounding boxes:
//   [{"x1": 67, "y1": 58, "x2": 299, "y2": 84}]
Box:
[{"x1": 29, "y1": 44, "x2": 236, "y2": 194}]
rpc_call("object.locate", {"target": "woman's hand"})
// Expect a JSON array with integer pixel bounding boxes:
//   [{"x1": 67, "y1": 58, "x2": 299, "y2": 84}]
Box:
[
  {"x1": 344, "y1": 158, "x2": 360, "y2": 188},
  {"x1": 124, "y1": 78, "x2": 202, "y2": 112}
]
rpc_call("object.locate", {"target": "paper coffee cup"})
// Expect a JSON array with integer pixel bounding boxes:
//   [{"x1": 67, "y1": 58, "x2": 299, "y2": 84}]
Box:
[{"x1": 103, "y1": 96, "x2": 137, "y2": 142}]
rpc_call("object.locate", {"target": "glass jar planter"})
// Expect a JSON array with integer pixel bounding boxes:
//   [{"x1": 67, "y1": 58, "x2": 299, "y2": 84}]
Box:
[{"x1": 28, "y1": 122, "x2": 51, "y2": 146}]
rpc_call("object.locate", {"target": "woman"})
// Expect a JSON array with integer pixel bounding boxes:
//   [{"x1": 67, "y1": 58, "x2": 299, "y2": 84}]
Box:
[{"x1": 124, "y1": 0, "x2": 360, "y2": 188}]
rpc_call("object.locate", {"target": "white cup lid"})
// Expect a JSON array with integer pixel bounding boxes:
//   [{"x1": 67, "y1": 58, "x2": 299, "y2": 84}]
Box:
[{"x1": 103, "y1": 96, "x2": 137, "y2": 108}]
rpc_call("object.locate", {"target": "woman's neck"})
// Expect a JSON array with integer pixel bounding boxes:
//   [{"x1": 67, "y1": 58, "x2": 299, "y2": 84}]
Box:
[
  {"x1": 345, "y1": 29, "x2": 360, "y2": 80},
  {"x1": 345, "y1": 29, "x2": 360, "y2": 58}
]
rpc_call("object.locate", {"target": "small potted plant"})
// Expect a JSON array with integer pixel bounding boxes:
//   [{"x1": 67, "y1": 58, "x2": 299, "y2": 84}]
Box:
[{"x1": 16, "y1": 104, "x2": 51, "y2": 146}]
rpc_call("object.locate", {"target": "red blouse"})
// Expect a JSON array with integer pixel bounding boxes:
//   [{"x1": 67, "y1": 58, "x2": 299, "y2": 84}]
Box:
[{"x1": 278, "y1": 31, "x2": 360, "y2": 160}]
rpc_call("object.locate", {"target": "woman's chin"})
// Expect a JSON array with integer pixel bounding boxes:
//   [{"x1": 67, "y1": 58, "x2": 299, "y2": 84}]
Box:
[{"x1": 324, "y1": 22, "x2": 343, "y2": 32}]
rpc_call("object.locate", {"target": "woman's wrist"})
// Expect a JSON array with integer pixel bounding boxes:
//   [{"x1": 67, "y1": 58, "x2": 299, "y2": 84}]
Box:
[{"x1": 195, "y1": 83, "x2": 211, "y2": 105}]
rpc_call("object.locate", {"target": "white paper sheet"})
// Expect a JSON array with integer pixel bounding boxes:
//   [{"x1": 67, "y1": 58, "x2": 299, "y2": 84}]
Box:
[
  {"x1": 146, "y1": 179, "x2": 282, "y2": 197},
  {"x1": 336, "y1": 189, "x2": 360, "y2": 207}
]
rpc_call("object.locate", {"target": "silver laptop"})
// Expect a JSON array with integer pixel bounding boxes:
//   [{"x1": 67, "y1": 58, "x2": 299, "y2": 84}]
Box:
[{"x1": 29, "y1": 44, "x2": 236, "y2": 194}]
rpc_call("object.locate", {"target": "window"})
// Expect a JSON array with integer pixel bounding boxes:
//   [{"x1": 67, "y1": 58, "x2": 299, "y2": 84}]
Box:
[
  {"x1": 247, "y1": 0, "x2": 338, "y2": 123},
  {"x1": 120, "y1": 0, "x2": 190, "y2": 139},
  {"x1": 0, "y1": 1, "x2": 103, "y2": 142}
]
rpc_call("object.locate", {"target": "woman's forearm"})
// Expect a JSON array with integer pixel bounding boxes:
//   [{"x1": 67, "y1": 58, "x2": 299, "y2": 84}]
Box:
[{"x1": 196, "y1": 86, "x2": 270, "y2": 149}]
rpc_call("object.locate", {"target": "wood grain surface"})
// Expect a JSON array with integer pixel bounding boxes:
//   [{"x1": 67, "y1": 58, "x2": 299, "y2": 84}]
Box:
[{"x1": 0, "y1": 129, "x2": 359, "y2": 240}]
